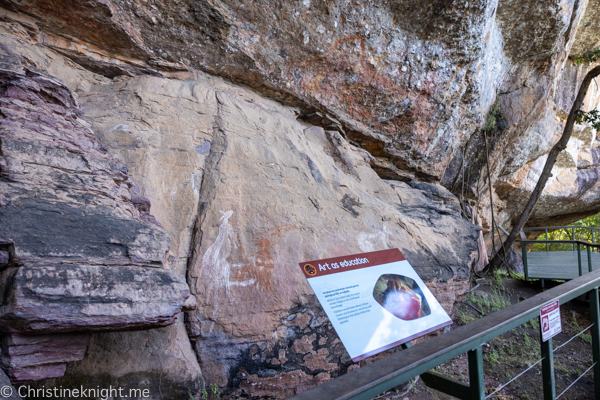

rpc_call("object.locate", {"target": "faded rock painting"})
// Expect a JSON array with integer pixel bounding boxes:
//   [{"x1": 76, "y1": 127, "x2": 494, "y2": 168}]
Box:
[
  {"x1": 200, "y1": 210, "x2": 237, "y2": 296},
  {"x1": 235, "y1": 225, "x2": 297, "y2": 291},
  {"x1": 193, "y1": 210, "x2": 297, "y2": 300}
]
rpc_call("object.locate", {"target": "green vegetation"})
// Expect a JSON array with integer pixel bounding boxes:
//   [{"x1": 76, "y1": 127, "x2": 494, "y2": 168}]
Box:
[
  {"x1": 189, "y1": 383, "x2": 220, "y2": 400},
  {"x1": 576, "y1": 108, "x2": 600, "y2": 131},
  {"x1": 483, "y1": 330, "x2": 541, "y2": 372},
  {"x1": 571, "y1": 312, "x2": 593, "y2": 345},
  {"x1": 572, "y1": 50, "x2": 600, "y2": 131},
  {"x1": 527, "y1": 317, "x2": 539, "y2": 331},
  {"x1": 532, "y1": 211, "x2": 600, "y2": 252},
  {"x1": 573, "y1": 49, "x2": 600, "y2": 65},
  {"x1": 485, "y1": 349, "x2": 500, "y2": 365},
  {"x1": 483, "y1": 101, "x2": 504, "y2": 132},
  {"x1": 455, "y1": 308, "x2": 476, "y2": 325},
  {"x1": 521, "y1": 390, "x2": 533, "y2": 400},
  {"x1": 464, "y1": 286, "x2": 510, "y2": 315}
]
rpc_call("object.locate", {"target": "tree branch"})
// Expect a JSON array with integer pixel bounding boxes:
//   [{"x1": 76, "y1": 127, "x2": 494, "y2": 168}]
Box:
[{"x1": 487, "y1": 65, "x2": 600, "y2": 272}]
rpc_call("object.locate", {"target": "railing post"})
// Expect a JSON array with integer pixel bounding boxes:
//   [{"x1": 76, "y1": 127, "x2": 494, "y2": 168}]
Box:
[
  {"x1": 522, "y1": 241, "x2": 529, "y2": 281},
  {"x1": 590, "y1": 287, "x2": 600, "y2": 400},
  {"x1": 546, "y1": 229, "x2": 549, "y2": 252},
  {"x1": 578, "y1": 243, "x2": 582, "y2": 277},
  {"x1": 541, "y1": 337, "x2": 555, "y2": 400},
  {"x1": 468, "y1": 346, "x2": 485, "y2": 400},
  {"x1": 589, "y1": 245, "x2": 593, "y2": 273}
]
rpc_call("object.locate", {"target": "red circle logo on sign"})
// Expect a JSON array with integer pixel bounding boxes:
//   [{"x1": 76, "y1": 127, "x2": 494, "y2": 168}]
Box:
[{"x1": 303, "y1": 264, "x2": 317, "y2": 276}]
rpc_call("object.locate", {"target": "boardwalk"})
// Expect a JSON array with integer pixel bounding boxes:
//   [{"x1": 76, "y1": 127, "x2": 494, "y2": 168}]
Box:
[{"x1": 526, "y1": 251, "x2": 600, "y2": 280}]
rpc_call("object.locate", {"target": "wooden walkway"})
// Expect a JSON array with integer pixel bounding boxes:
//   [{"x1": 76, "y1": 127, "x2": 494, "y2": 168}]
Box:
[{"x1": 526, "y1": 251, "x2": 600, "y2": 280}]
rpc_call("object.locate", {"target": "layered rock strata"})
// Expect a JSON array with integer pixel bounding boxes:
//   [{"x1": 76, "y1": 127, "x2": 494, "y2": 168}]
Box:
[
  {"x1": 1, "y1": 334, "x2": 89, "y2": 382},
  {"x1": 0, "y1": 56, "x2": 192, "y2": 383}
]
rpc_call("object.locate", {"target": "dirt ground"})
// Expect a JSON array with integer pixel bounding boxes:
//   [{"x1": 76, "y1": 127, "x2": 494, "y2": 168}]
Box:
[{"x1": 371, "y1": 273, "x2": 596, "y2": 400}]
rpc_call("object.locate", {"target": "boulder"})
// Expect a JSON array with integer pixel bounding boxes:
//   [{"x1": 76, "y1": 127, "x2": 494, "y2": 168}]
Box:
[{"x1": 0, "y1": 265, "x2": 191, "y2": 334}]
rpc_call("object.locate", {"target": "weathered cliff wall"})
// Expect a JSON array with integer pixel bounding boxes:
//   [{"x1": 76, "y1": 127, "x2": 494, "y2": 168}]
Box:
[
  {"x1": 1, "y1": 0, "x2": 600, "y2": 398},
  {"x1": 0, "y1": 18, "x2": 200, "y2": 395}
]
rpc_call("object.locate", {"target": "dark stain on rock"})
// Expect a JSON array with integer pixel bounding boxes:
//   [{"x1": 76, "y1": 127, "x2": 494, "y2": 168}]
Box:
[
  {"x1": 341, "y1": 194, "x2": 361, "y2": 217},
  {"x1": 287, "y1": 139, "x2": 323, "y2": 183},
  {"x1": 0, "y1": 199, "x2": 160, "y2": 265},
  {"x1": 304, "y1": 155, "x2": 323, "y2": 184},
  {"x1": 225, "y1": 300, "x2": 355, "y2": 398}
]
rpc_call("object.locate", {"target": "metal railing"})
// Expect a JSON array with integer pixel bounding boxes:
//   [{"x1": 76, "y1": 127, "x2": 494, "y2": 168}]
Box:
[
  {"x1": 523, "y1": 226, "x2": 600, "y2": 252},
  {"x1": 520, "y1": 239, "x2": 600, "y2": 283},
  {"x1": 289, "y1": 269, "x2": 600, "y2": 400}
]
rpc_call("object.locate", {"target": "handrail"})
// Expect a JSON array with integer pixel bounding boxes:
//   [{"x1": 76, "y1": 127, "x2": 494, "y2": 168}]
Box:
[
  {"x1": 289, "y1": 269, "x2": 600, "y2": 400},
  {"x1": 523, "y1": 225, "x2": 600, "y2": 231},
  {"x1": 520, "y1": 226, "x2": 600, "y2": 253},
  {"x1": 518, "y1": 239, "x2": 600, "y2": 248}
]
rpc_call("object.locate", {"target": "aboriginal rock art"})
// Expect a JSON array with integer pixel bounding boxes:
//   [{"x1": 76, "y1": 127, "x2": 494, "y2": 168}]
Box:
[
  {"x1": 199, "y1": 210, "x2": 237, "y2": 296},
  {"x1": 357, "y1": 225, "x2": 391, "y2": 252},
  {"x1": 234, "y1": 225, "x2": 296, "y2": 291},
  {"x1": 197, "y1": 214, "x2": 296, "y2": 296}
]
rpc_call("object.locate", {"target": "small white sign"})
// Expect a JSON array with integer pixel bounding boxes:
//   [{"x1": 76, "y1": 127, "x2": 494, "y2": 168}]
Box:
[{"x1": 540, "y1": 300, "x2": 562, "y2": 342}]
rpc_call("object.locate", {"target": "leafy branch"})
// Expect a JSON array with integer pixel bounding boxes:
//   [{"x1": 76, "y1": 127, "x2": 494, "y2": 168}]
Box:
[
  {"x1": 573, "y1": 49, "x2": 600, "y2": 65},
  {"x1": 576, "y1": 108, "x2": 600, "y2": 130}
]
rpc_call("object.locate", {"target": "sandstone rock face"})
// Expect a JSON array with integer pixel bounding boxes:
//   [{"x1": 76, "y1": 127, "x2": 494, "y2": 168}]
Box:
[
  {"x1": 37, "y1": 318, "x2": 203, "y2": 400},
  {"x1": 0, "y1": 34, "x2": 193, "y2": 385},
  {"x1": 0, "y1": 0, "x2": 582, "y2": 184},
  {"x1": 0, "y1": 265, "x2": 190, "y2": 333},
  {"x1": 77, "y1": 75, "x2": 216, "y2": 276},
  {"x1": 3, "y1": 0, "x2": 600, "y2": 399},
  {"x1": 3, "y1": 0, "x2": 600, "y2": 236},
  {"x1": 494, "y1": 59, "x2": 600, "y2": 230},
  {"x1": 571, "y1": 0, "x2": 600, "y2": 57},
  {"x1": 1, "y1": 333, "x2": 89, "y2": 383},
  {"x1": 0, "y1": 67, "x2": 169, "y2": 268},
  {"x1": 183, "y1": 76, "x2": 479, "y2": 397}
]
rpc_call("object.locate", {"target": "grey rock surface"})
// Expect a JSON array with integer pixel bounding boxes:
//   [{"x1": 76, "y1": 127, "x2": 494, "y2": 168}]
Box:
[
  {"x1": 0, "y1": 368, "x2": 21, "y2": 399},
  {"x1": 0, "y1": 265, "x2": 190, "y2": 333}
]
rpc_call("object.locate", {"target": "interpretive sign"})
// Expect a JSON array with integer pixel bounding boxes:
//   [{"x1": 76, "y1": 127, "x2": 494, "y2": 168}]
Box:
[
  {"x1": 299, "y1": 248, "x2": 452, "y2": 361},
  {"x1": 540, "y1": 300, "x2": 562, "y2": 342}
]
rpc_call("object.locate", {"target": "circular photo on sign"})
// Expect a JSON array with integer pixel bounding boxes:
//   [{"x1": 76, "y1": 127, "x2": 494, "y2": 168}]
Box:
[
  {"x1": 303, "y1": 263, "x2": 317, "y2": 276},
  {"x1": 372, "y1": 274, "x2": 431, "y2": 320}
]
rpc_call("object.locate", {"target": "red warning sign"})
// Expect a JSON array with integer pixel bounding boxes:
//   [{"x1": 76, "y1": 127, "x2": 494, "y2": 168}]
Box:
[{"x1": 540, "y1": 300, "x2": 561, "y2": 342}]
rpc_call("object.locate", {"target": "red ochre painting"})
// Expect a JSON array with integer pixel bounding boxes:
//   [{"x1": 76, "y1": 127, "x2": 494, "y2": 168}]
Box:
[{"x1": 373, "y1": 274, "x2": 431, "y2": 321}]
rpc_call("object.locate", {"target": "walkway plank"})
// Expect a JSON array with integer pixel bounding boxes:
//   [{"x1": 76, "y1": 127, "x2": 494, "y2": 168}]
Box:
[{"x1": 527, "y1": 251, "x2": 600, "y2": 280}]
